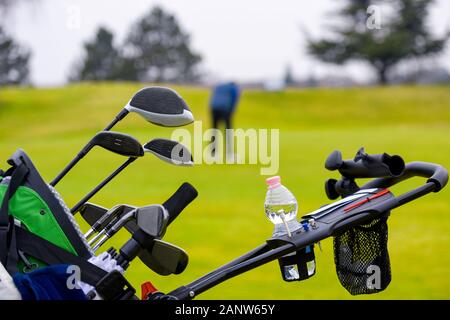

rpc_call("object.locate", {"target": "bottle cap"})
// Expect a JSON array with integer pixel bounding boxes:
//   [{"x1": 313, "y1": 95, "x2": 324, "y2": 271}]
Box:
[{"x1": 266, "y1": 176, "x2": 281, "y2": 189}]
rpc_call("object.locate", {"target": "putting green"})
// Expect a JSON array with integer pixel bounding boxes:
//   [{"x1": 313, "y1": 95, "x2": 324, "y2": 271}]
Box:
[{"x1": 0, "y1": 83, "x2": 449, "y2": 299}]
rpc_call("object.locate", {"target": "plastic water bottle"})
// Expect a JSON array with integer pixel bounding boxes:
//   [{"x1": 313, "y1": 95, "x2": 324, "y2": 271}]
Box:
[{"x1": 264, "y1": 176, "x2": 301, "y2": 237}]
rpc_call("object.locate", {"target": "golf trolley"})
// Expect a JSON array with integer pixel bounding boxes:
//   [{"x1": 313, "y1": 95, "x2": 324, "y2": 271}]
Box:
[
  {"x1": 79, "y1": 147, "x2": 448, "y2": 300},
  {"x1": 0, "y1": 86, "x2": 447, "y2": 300},
  {"x1": 146, "y1": 148, "x2": 449, "y2": 299}
]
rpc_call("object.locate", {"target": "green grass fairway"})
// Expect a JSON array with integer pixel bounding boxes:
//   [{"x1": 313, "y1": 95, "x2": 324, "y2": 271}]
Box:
[{"x1": 1, "y1": 83, "x2": 449, "y2": 299}]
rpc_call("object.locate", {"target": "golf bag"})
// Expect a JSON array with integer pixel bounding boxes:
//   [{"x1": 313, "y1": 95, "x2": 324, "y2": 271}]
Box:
[{"x1": 0, "y1": 149, "x2": 135, "y2": 300}]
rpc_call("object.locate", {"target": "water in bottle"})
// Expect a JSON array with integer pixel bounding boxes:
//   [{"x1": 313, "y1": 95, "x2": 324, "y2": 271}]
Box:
[{"x1": 264, "y1": 176, "x2": 301, "y2": 237}]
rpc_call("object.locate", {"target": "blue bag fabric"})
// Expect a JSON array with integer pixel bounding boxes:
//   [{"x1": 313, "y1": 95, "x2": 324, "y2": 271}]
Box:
[{"x1": 13, "y1": 264, "x2": 87, "y2": 300}]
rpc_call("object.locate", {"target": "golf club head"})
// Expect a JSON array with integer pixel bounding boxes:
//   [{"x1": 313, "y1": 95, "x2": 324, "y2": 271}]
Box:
[
  {"x1": 79, "y1": 203, "x2": 108, "y2": 225},
  {"x1": 79, "y1": 203, "x2": 163, "y2": 239},
  {"x1": 81, "y1": 203, "x2": 135, "y2": 229},
  {"x1": 138, "y1": 239, "x2": 189, "y2": 275},
  {"x1": 88, "y1": 131, "x2": 144, "y2": 157},
  {"x1": 125, "y1": 87, "x2": 194, "y2": 127},
  {"x1": 136, "y1": 205, "x2": 169, "y2": 239},
  {"x1": 144, "y1": 139, "x2": 193, "y2": 166}
]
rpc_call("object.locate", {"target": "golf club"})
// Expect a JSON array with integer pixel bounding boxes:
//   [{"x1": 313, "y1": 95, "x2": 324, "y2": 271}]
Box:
[
  {"x1": 71, "y1": 139, "x2": 193, "y2": 214},
  {"x1": 113, "y1": 183, "x2": 198, "y2": 274},
  {"x1": 144, "y1": 138, "x2": 194, "y2": 166},
  {"x1": 138, "y1": 240, "x2": 189, "y2": 275},
  {"x1": 87, "y1": 205, "x2": 139, "y2": 247},
  {"x1": 79, "y1": 203, "x2": 108, "y2": 226},
  {"x1": 104, "y1": 86, "x2": 194, "y2": 130},
  {"x1": 80, "y1": 202, "x2": 137, "y2": 234},
  {"x1": 82, "y1": 202, "x2": 189, "y2": 275},
  {"x1": 92, "y1": 205, "x2": 168, "y2": 252},
  {"x1": 83, "y1": 204, "x2": 131, "y2": 241},
  {"x1": 68, "y1": 134, "x2": 144, "y2": 214},
  {"x1": 51, "y1": 87, "x2": 194, "y2": 187},
  {"x1": 51, "y1": 131, "x2": 144, "y2": 187}
]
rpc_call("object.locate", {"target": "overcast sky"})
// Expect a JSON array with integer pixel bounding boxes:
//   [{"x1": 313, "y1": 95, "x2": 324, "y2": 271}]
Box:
[{"x1": 6, "y1": 0, "x2": 450, "y2": 86}]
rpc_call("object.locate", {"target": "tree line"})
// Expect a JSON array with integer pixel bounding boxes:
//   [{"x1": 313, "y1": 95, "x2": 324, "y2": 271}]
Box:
[
  {"x1": 0, "y1": 0, "x2": 448, "y2": 86},
  {"x1": 70, "y1": 6, "x2": 202, "y2": 83}
]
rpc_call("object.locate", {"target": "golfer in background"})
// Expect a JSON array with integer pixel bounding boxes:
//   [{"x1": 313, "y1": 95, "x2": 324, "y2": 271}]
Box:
[{"x1": 209, "y1": 81, "x2": 240, "y2": 158}]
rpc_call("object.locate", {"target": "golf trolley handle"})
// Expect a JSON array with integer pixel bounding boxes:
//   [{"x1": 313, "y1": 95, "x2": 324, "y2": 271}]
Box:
[
  {"x1": 362, "y1": 161, "x2": 448, "y2": 192},
  {"x1": 357, "y1": 161, "x2": 448, "y2": 213}
]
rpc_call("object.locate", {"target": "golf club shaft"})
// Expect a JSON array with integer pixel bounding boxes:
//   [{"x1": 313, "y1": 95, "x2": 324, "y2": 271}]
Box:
[
  {"x1": 71, "y1": 157, "x2": 137, "y2": 214},
  {"x1": 92, "y1": 234, "x2": 109, "y2": 252},
  {"x1": 84, "y1": 205, "x2": 120, "y2": 239},
  {"x1": 50, "y1": 153, "x2": 85, "y2": 186},
  {"x1": 52, "y1": 109, "x2": 129, "y2": 187},
  {"x1": 91, "y1": 211, "x2": 136, "y2": 250},
  {"x1": 103, "y1": 109, "x2": 129, "y2": 131},
  {"x1": 88, "y1": 228, "x2": 106, "y2": 246},
  {"x1": 84, "y1": 228, "x2": 96, "y2": 240}
]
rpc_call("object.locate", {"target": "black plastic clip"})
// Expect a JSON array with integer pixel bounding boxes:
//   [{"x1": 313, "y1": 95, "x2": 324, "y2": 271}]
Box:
[{"x1": 95, "y1": 270, "x2": 136, "y2": 300}]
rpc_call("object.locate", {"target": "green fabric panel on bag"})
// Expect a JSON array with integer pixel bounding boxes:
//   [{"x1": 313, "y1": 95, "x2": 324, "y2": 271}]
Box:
[{"x1": 0, "y1": 184, "x2": 77, "y2": 256}]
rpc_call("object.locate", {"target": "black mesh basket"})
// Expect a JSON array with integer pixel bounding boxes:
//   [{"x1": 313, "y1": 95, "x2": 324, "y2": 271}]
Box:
[{"x1": 333, "y1": 213, "x2": 391, "y2": 295}]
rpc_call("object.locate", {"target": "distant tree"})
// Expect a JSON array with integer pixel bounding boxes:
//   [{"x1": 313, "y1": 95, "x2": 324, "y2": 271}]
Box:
[
  {"x1": 0, "y1": 0, "x2": 37, "y2": 16},
  {"x1": 308, "y1": 0, "x2": 449, "y2": 84},
  {"x1": 70, "y1": 27, "x2": 121, "y2": 81},
  {"x1": 0, "y1": 0, "x2": 15, "y2": 14},
  {"x1": 0, "y1": 25, "x2": 30, "y2": 86},
  {"x1": 123, "y1": 6, "x2": 202, "y2": 83}
]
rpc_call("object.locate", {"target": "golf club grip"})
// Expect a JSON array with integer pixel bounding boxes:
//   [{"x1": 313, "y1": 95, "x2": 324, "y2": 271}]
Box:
[{"x1": 163, "y1": 183, "x2": 198, "y2": 225}]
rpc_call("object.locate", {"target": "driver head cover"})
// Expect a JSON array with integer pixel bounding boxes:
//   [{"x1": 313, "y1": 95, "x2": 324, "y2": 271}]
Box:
[{"x1": 125, "y1": 87, "x2": 194, "y2": 127}]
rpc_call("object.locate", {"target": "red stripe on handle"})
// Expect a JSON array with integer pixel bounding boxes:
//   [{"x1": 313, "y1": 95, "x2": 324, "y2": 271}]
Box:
[{"x1": 344, "y1": 189, "x2": 390, "y2": 213}]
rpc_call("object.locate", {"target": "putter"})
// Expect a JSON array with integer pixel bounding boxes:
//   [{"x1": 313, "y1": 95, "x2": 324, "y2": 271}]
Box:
[
  {"x1": 92, "y1": 205, "x2": 168, "y2": 252},
  {"x1": 71, "y1": 139, "x2": 193, "y2": 214},
  {"x1": 51, "y1": 87, "x2": 194, "y2": 187},
  {"x1": 51, "y1": 131, "x2": 144, "y2": 187}
]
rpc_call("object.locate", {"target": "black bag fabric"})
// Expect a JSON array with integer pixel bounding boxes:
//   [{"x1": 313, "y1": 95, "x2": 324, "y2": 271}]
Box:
[{"x1": 333, "y1": 213, "x2": 391, "y2": 295}]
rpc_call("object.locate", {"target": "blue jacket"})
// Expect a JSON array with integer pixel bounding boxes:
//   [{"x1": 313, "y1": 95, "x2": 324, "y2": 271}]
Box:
[{"x1": 210, "y1": 83, "x2": 240, "y2": 112}]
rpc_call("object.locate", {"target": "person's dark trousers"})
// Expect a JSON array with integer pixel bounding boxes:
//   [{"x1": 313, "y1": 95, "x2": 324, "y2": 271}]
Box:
[
  {"x1": 212, "y1": 109, "x2": 232, "y2": 130},
  {"x1": 211, "y1": 109, "x2": 233, "y2": 156}
]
